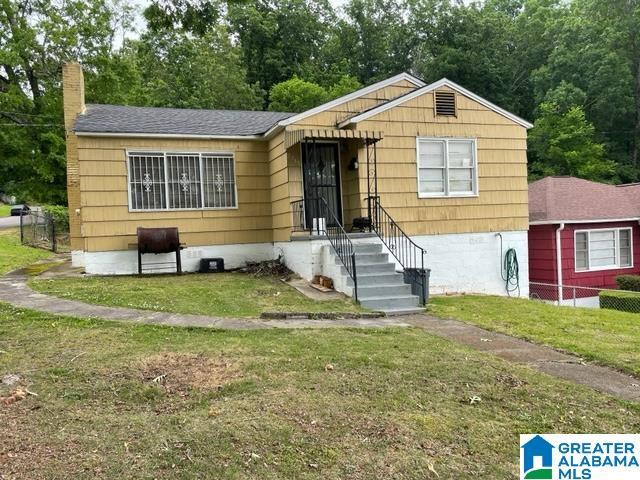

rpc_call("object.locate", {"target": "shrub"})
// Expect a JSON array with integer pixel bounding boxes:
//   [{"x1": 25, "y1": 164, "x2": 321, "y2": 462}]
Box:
[
  {"x1": 615, "y1": 275, "x2": 640, "y2": 292},
  {"x1": 42, "y1": 205, "x2": 69, "y2": 231},
  {"x1": 599, "y1": 290, "x2": 640, "y2": 313}
]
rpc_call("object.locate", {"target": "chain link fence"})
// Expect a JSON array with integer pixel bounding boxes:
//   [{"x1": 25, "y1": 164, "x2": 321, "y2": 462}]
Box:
[
  {"x1": 20, "y1": 209, "x2": 70, "y2": 253},
  {"x1": 529, "y1": 281, "x2": 640, "y2": 313}
]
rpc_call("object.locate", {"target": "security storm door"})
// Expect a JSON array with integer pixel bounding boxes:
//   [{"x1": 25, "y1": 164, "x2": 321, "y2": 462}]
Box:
[{"x1": 302, "y1": 141, "x2": 342, "y2": 228}]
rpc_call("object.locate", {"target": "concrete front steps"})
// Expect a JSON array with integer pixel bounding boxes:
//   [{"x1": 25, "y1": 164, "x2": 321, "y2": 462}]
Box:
[{"x1": 333, "y1": 242, "x2": 423, "y2": 315}]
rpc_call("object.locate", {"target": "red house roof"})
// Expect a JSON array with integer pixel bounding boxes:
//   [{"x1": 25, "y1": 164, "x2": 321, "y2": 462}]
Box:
[{"x1": 529, "y1": 176, "x2": 640, "y2": 223}]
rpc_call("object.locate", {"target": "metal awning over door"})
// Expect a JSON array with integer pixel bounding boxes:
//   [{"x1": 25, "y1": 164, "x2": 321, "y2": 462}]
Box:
[{"x1": 284, "y1": 128, "x2": 383, "y2": 149}]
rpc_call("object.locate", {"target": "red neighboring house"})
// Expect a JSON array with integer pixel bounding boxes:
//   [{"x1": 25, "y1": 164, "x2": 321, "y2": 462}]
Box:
[{"x1": 529, "y1": 177, "x2": 640, "y2": 296}]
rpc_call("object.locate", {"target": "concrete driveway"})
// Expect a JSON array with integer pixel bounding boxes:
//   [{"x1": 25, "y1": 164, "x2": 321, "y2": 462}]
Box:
[{"x1": 0, "y1": 215, "x2": 20, "y2": 229}]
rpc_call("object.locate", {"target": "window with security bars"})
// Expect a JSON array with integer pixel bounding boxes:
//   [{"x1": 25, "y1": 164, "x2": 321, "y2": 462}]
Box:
[
  {"x1": 202, "y1": 154, "x2": 236, "y2": 208},
  {"x1": 416, "y1": 138, "x2": 476, "y2": 197},
  {"x1": 166, "y1": 154, "x2": 202, "y2": 209},
  {"x1": 128, "y1": 152, "x2": 237, "y2": 210},
  {"x1": 129, "y1": 153, "x2": 167, "y2": 210},
  {"x1": 575, "y1": 228, "x2": 633, "y2": 272}
]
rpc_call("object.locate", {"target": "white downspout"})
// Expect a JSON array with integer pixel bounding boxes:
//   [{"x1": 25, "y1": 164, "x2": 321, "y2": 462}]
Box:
[{"x1": 555, "y1": 223, "x2": 565, "y2": 304}]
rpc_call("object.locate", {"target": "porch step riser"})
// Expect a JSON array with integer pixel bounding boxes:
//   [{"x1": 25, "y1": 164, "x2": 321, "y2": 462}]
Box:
[
  {"x1": 357, "y1": 284, "x2": 413, "y2": 298},
  {"x1": 340, "y1": 263, "x2": 395, "y2": 275},
  {"x1": 360, "y1": 296, "x2": 421, "y2": 311},
  {"x1": 346, "y1": 273, "x2": 405, "y2": 286},
  {"x1": 334, "y1": 253, "x2": 389, "y2": 265},
  {"x1": 325, "y1": 238, "x2": 422, "y2": 314},
  {"x1": 353, "y1": 243, "x2": 383, "y2": 254}
]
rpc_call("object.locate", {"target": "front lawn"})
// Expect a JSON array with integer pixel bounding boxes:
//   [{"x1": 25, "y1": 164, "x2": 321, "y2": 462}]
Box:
[
  {"x1": 429, "y1": 295, "x2": 640, "y2": 376},
  {"x1": 0, "y1": 229, "x2": 52, "y2": 275},
  {"x1": 30, "y1": 272, "x2": 365, "y2": 317},
  {"x1": 0, "y1": 203, "x2": 10, "y2": 217},
  {"x1": 1, "y1": 303, "x2": 638, "y2": 479}
]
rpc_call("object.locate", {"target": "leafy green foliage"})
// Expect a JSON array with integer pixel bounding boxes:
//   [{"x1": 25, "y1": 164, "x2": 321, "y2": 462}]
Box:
[
  {"x1": 599, "y1": 290, "x2": 640, "y2": 314},
  {"x1": 42, "y1": 205, "x2": 69, "y2": 230},
  {"x1": 0, "y1": 0, "x2": 126, "y2": 204},
  {"x1": 268, "y1": 76, "x2": 328, "y2": 112},
  {"x1": 133, "y1": 28, "x2": 262, "y2": 110},
  {"x1": 268, "y1": 75, "x2": 362, "y2": 112},
  {"x1": 528, "y1": 103, "x2": 615, "y2": 181},
  {"x1": 615, "y1": 275, "x2": 640, "y2": 292},
  {"x1": 5, "y1": 0, "x2": 640, "y2": 203}
]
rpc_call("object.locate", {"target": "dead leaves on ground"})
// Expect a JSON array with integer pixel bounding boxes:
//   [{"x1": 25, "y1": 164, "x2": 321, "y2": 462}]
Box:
[{"x1": 140, "y1": 352, "x2": 242, "y2": 396}]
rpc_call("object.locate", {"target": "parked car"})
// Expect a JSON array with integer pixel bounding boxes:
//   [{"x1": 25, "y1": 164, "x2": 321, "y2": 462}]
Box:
[{"x1": 10, "y1": 204, "x2": 29, "y2": 216}]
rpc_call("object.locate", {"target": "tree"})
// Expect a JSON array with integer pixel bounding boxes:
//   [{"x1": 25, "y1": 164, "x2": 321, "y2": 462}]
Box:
[
  {"x1": 268, "y1": 76, "x2": 328, "y2": 112},
  {"x1": 338, "y1": 0, "x2": 413, "y2": 83},
  {"x1": 409, "y1": 0, "x2": 530, "y2": 115},
  {"x1": 327, "y1": 75, "x2": 362, "y2": 99},
  {"x1": 268, "y1": 74, "x2": 362, "y2": 112},
  {"x1": 0, "y1": 0, "x2": 122, "y2": 203},
  {"x1": 134, "y1": 28, "x2": 262, "y2": 110},
  {"x1": 528, "y1": 103, "x2": 615, "y2": 181},
  {"x1": 228, "y1": 0, "x2": 336, "y2": 100}
]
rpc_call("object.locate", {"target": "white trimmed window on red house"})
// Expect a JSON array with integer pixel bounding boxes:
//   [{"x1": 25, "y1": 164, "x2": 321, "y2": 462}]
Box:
[{"x1": 575, "y1": 228, "x2": 632, "y2": 272}]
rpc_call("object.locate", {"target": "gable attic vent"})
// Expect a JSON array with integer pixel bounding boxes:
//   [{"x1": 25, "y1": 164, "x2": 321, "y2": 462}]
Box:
[{"x1": 435, "y1": 91, "x2": 456, "y2": 116}]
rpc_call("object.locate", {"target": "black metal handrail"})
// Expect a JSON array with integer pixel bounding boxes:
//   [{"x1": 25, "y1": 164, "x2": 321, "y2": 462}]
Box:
[
  {"x1": 368, "y1": 195, "x2": 425, "y2": 269},
  {"x1": 367, "y1": 195, "x2": 428, "y2": 304},
  {"x1": 291, "y1": 199, "x2": 306, "y2": 232},
  {"x1": 315, "y1": 197, "x2": 358, "y2": 302}
]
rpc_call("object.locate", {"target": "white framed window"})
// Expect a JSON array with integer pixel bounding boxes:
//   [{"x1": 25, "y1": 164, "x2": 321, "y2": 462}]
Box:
[
  {"x1": 127, "y1": 151, "x2": 237, "y2": 211},
  {"x1": 574, "y1": 227, "x2": 633, "y2": 272},
  {"x1": 416, "y1": 138, "x2": 477, "y2": 197}
]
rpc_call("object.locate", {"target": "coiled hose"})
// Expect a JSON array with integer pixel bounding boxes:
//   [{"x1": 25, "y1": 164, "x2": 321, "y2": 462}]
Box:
[{"x1": 498, "y1": 233, "x2": 520, "y2": 296}]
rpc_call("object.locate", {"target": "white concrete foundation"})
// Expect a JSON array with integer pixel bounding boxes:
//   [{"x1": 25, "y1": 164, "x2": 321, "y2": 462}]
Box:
[
  {"x1": 74, "y1": 231, "x2": 529, "y2": 298},
  {"x1": 275, "y1": 237, "x2": 380, "y2": 280},
  {"x1": 78, "y1": 243, "x2": 275, "y2": 275},
  {"x1": 408, "y1": 231, "x2": 529, "y2": 297}
]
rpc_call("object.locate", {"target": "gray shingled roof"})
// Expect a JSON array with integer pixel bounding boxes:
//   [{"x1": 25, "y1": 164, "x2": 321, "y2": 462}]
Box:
[{"x1": 74, "y1": 104, "x2": 295, "y2": 136}]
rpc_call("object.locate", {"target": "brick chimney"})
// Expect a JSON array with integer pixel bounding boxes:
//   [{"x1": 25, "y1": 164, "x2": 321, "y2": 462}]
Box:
[
  {"x1": 62, "y1": 62, "x2": 85, "y2": 254},
  {"x1": 63, "y1": 62, "x2": 85, "y2": 129}
]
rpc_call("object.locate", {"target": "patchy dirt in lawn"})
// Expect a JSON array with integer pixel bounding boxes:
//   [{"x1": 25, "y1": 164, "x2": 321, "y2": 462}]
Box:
[
  {"x1": 139, "y1": 352, "x2": 242, "y2": 396},
  {"x1": 495, "y1": 372, "x2": 528, "y2": 389}
]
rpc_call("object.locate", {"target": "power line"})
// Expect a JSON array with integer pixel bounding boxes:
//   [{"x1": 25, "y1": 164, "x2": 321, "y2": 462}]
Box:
[{"x1": 0, "y1": 123, "x2": 63, "y2": 127}]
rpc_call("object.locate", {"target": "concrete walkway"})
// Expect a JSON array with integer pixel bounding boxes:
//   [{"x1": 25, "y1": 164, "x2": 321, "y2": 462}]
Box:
[
  {"x1": 405, "y1": 315, "x2": 640, "y2": 403},
  {"x1": 0, "y1": 271, "x2": 409, "y2": 330},
  {"x1": 1, "y1": 270, "x2": 639, "y2": 401}
]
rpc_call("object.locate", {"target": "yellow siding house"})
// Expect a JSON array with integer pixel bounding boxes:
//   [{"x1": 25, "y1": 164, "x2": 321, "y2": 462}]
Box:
[{"x1": 64, "y1": 63, "x2": 532, "y2": 312}]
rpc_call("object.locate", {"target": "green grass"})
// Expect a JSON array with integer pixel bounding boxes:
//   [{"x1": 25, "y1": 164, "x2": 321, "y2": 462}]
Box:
[
  {"x1": 0, "y1": 203, "x2": 10, "y2": 217},
  {"x1": 30, "y1": 272, "x2": 365, "y2": 317},
  {"x1": 1, "y1": 303, "x2": 638, "y2": 479},
  {"x1": 429, "y1": 295, "x2": 640, "y2": 376},
  {"x1": 0, "y1": 229, "x2": 52, "y2": 275}
]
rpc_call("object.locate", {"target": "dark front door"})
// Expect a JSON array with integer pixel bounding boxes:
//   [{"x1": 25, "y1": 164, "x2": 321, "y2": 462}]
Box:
[{"x1": 302, "y1": 141, "x2": 342, "y2": 228}]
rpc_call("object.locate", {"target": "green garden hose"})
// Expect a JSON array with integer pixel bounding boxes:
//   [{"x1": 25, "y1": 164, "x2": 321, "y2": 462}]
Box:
[{"x1": 498, "y1": 233, "x2": 520, "y2": 296}]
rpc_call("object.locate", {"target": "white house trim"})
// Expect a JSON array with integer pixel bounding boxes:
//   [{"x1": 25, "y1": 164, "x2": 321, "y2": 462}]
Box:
[
  {"x1": 276, "y1": 72, "x2": 425, "y2": 127},
  {"x1": 573, "y1": 226, "x2": 634, "y2": 272},
  {"x1": 338, "y1": 78, "x2": 534, "y2": 129},
  {"x1": 530, "y1": 217, "x2": 640, "y2": 225}
]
